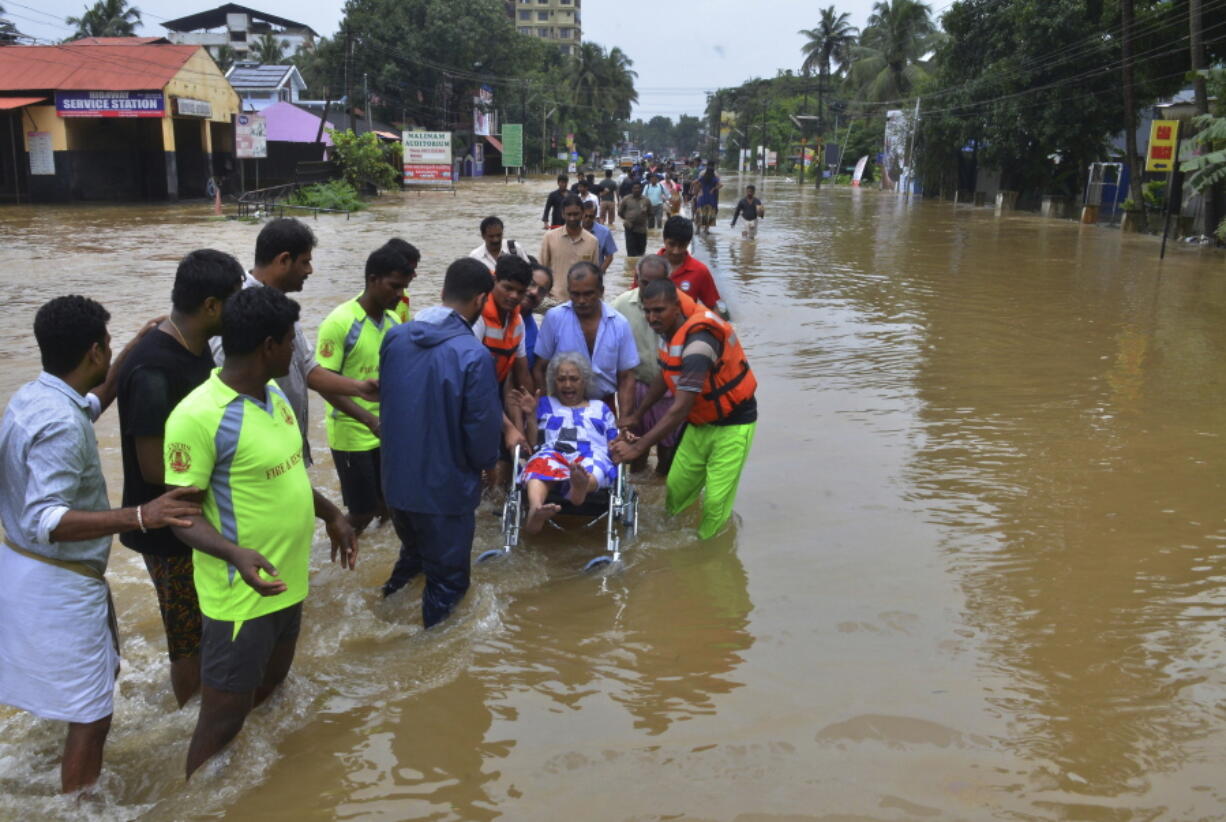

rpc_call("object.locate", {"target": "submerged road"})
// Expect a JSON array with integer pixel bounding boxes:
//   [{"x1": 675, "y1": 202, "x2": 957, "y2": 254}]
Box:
[{"x1": 1, "y1": 178, "x2": 1226, "y2": 819}]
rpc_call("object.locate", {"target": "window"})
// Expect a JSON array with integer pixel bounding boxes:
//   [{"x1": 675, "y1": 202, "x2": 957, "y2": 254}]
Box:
[
  {"x1": 538, "y1": 27, "x2": 550, "y2": 37},
  {"x1": 537, "y1": 10, "x2": 548, "y2": 19},
  {"x1": 518, "y1": 26, "x2": 531, "y2": 34},
  {"x1": 230, "y1": 30, "x2": 247, "y2": 41},
  {"x1": 519, "y1": 10, "x2": 530, "y2": 18},
  {"x1": 559, "y1": 44, "x2": 571, "y2": 54},
  {"x1": 560, "y1": 0, "x2": 571, "y2": 4}
]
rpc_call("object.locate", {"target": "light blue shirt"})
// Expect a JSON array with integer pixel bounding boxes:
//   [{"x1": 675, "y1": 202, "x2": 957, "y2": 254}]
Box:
[
  {"x1": 644, "y1": 182, "x2": 666, "y2": 206},
  {"x1": 588, "y1": 221, "x2": 618, "y2": 266},
  {"x1": 534, "y1": 301, "x2": 640, "y2": 398},
  {"x1": 0, "y1": 372, "x2": 110, "y2": 573}
]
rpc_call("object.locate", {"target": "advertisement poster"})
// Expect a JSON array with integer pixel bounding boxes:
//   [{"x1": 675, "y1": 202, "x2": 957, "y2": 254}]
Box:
[
  {"x1": 27, "y1": 132, "x2": 54, "y2": 175},
  {"x1": 55, "y1": 90, "x2": 164, "y2": 118},
  {"x1": 1145, "y1": 120, "x2": 1179, "y2": 173},
  {"x1": 472, "y1": 85, "x2": 494, "y2": 137},
  {"x1": 235, "y1": 113, "x2": 267, "y2": 159},
  {"x1": 403, "y1": 130, "x2": 453, "y2": 184},
  {"x1": 501, "y1": 124, "x2": 524, "y2": 168}
]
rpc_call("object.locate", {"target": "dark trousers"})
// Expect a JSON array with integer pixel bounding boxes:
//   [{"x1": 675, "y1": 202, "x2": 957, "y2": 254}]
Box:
[
  {"x1": 387, "y1": 508, "x2": 476, "y2": 628},
  {"x1": 625, "y1": 229, "x2": 648, "y2": 256}
]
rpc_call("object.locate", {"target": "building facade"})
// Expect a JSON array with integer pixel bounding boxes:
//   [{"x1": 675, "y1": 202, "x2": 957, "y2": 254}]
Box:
[
  {"x1": 509, "y1": 0, "x2": 582, "y2": 56},
  {"x1": 0, "y1": 40, "x2": 240, "y2": 203},
  {"x1": 161, "y1": 3, "x2": 317, "y2": 62}
]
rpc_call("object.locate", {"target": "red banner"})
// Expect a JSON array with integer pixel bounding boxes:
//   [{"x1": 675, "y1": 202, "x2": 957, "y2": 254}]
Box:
[{"x1": 403, "y1": 164, "x2": 452, "y2": 182}]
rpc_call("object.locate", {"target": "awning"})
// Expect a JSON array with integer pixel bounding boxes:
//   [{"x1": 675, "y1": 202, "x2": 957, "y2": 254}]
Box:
[
  {"x1": 484, "y1": 135, "x2": 503, "y2": 152},
  {"x1": 373, "y1": 130, "x2": 399, "y2": 141},
  {"x1": 0, "y1": 96, "x2": 47, "y2": 110}
]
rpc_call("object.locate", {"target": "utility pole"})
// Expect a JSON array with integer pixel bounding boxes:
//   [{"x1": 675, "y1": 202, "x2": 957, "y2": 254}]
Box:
[
  {"x1": 363, "y1": 73, "x2": 372, "y2": 134},
  {"x1": 1122, "y1": 0, "x2": 1145, "y2": 229},
  {"x1": 343, "y1": 27, "x2": 352, "y2": 131},
  {"x1": 1189, "y1": 0, "x2": 1215, "y2": 236}
]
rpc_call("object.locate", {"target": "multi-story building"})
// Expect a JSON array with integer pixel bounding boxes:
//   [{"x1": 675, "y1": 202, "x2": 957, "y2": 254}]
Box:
[
  {"x1": 508, "y1": 0, "x2": 582, "y2": 56},
  {"x1": 161, "y1": 3, "x2": 317, "y2": 62}
]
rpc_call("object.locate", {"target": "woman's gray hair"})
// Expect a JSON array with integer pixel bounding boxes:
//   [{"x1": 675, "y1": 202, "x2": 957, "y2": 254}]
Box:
[{"x1": 546, "y1": 351, "x2": 598, "y2": 399}]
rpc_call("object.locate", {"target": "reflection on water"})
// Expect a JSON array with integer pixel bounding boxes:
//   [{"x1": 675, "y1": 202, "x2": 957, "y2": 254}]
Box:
[{"x1": 2, "y1": 180, "x2": 1226, "y2": 819}]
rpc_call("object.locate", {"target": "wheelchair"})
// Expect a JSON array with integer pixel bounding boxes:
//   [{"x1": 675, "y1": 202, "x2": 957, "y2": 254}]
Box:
[{"x1": 477, "y1": 444, "x2": 640, "y2": 571}]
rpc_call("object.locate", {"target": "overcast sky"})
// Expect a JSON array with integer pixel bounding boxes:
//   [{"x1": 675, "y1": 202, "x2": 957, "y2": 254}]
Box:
[{"x1": 9, "y1": 0, "x2": 911, "y2": 120}]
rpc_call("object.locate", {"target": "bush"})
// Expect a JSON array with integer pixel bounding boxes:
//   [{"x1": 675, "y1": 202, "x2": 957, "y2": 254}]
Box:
[
  {"x1": 542, "y1": 157, "x2": 568, "y2": 172},
  {"x1": 288, "y1": 180, "x2": 367, "y2": 211},
  {"x1": 833, "y1": 173, "x2": 852, "y2": 185},
  {"x1": 327, "y1": 129, "x2": 401, "y2": 191}
]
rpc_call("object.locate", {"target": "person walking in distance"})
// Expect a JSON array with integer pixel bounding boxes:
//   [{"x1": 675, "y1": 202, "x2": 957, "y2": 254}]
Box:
[
  {"x1": 730, "y1": 185, "x2": 765, "y2": 239},
  {"x1": 618, "y1": 180, "x2": 650, "y2": 258},
  {"x1": 541, "y1": 174, "x2": 570, "y2": 230}
]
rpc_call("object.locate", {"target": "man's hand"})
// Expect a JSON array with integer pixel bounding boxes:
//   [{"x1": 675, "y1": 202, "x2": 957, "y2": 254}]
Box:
[
  {"x1": 611, "y1": 438, "x2": 642, "y2": 465},
  {"x1": 617, "y1": 411, "x2": 642, "y2": 433},
  {"x1": 355, "y1": 379, "x2": 380, "y2": 403},
  {"x1": 141, "y1": 486, "x2": 202, "y2": 529},
  {"x1": 233, "y1": 547, "x2": 287, "y2": 596},
  {"x1": 504, "y1": 424, "x2": 530, "y2": 454},
  {"x1": 542, "y1": 221, "x2": 549, "y2": 230},
  {"x1": 325, "y1": 510, "x2": 358, "y2": 569},
  {"x1": 360, "y1": 412, "x2": 381, "y2": 439}
]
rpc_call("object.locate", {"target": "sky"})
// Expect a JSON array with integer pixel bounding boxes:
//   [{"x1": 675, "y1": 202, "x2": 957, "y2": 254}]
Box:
[{"x1": 5, "y1": 0, "x2": 916, "y2": 121}]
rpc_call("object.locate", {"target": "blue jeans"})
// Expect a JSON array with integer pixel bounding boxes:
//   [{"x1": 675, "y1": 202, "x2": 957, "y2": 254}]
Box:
[{"x1": 386, "y1": 509, "x2": 476, "y2": 628}]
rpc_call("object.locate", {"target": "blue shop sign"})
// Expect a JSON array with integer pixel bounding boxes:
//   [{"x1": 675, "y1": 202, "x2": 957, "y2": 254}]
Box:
[{"x1": 55, "y1": 91, "x2": 165, "y2": 118}]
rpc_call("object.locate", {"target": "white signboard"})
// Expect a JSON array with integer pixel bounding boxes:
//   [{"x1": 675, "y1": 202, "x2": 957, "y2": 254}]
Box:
[
  {"x1": 175, "y1": 97, "x2": 212, "y2": 118},
  {"x1": 27, "y1": 132, "x2": 54, "y2": 176},
  {"x1": 402, "y1": 130, "x2": 452, "y2": 184},
  {"x1": 235, "y1": 113, "x2": 267, "y2": 159}
]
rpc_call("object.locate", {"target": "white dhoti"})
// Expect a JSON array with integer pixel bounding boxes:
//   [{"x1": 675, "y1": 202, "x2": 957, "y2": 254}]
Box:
[{"x1": 0, "y1": 545, "x2": 117, "y2": 723}]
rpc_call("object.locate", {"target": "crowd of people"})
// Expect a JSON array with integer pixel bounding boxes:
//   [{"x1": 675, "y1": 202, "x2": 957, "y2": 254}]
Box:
[{"x1": 0, "y1": 196, "x2": 761, "y2": 793}]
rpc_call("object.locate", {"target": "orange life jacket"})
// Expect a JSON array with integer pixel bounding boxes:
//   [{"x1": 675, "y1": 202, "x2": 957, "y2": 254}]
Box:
[
  {"x1": 658, "y1": 307, "x2": 757, "y2": 425},
  {"x1": 480, "y1": 297, "x2": 524, "y2": 383}
]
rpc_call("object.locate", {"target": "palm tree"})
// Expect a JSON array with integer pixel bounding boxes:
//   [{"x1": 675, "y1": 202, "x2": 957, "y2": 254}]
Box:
[
  {"x1": 799, "y1": 6, "x2": 858, "y2": 128},
  {"x1": 846, "y1": 0, "x2": 938, "y2": 102},
  {"x1": 251, "y1": 32, "x2": 288, "y2": 64},
  {"x1": 605, "y1": 46, "x2": 639, "y2": 121},
  {"x1": 66, "y1": 0, "x2": 141, "y2": 39}
]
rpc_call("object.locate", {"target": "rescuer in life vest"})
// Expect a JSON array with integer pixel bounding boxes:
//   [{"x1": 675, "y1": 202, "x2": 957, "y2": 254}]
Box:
[
  {"x1": 472, "y1": 254, "x2": 536, "y2": 485},
  {"x1": 612, "y1": 278, "x2": 758, "y2": 539}
]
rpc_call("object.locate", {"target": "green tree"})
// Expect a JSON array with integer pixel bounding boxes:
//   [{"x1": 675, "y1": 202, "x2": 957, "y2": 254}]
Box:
[
  {"x1": 799, "y1": 6, "x2": 858, "y2": 128},
  {"x1": 0, "y1": 4, "x2": 18, "y2": 44},
  {"x1": 251, "y1": 32, "x2": 289, "y2": 64},
  {"x1": 328, "y1": 129, "x2": 401, "y2": 191},
  {"x1": 674, "y1": 114, "x2": 703, "y2": 157},
  {"x1": 846, "y1": 0, "x2": 938, "y2": 102},
  {"x1": 66, "y1": 0, "x2": 141, "y2": 39}
]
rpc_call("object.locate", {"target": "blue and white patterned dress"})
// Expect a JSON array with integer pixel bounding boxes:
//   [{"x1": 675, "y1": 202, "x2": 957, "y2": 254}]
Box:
[{"x1": 520, "y1": 396, "x2": 618, "y2": 490}]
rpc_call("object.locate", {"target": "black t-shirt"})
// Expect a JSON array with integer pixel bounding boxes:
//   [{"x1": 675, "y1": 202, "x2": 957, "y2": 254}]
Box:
[
  {"x1": 598, "y1": 179, "x2": 618, "y2": 201},
  {"x1": 117, "y1": 328, "x2": 216, "y2": 556},
  {"x1": 733, "y1": 197, "x2": 762, "y2": 223},
  {"x1": 542, "y1": 189, "x2": 567, "y2": 225}
]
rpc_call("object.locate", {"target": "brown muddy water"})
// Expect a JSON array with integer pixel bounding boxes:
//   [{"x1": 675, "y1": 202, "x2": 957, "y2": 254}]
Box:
[{"x1": 1, "y1": 178, "x2": 1226, "y2": 821}]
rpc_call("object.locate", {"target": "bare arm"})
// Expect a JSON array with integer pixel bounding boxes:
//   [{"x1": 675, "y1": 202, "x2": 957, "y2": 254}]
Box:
[
  {"x1": 532, "y1": 356, "x2": 549, "y2": 397},
  {"x1": 90, "y1": 316, "x2": 163, "y2": 414},
  {"x1": 171, "y1": 490, "x2": 286, "y2": 595},
  {"x1": 307, "y1": 365, "x2": 379, "y2": 402},
  {"x1": 134, "y1": 435, "x2": 164, "y2": 485},
  {"x1": 319, "y1": 390, "x2": 379, "y2": 438},
  {"x1": 612, "y1": 390, "x2": 695, "y2": 464},
  {"x1": 314, "y1": 488, "x2": 357, "y2": 569},
  {"x1": 616, "y1": 369, "x2": 637, "y2": 422}
]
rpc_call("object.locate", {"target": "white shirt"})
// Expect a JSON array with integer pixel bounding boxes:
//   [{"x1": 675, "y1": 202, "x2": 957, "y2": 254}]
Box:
[{"x1": 469, "y1": 240, "x2": 530, "y2": 273}]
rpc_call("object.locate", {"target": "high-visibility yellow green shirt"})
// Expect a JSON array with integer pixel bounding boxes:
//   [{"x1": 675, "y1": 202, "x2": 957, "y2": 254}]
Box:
[
  {"x1": 163, "y1": 370, "x2": 314, "y2": 622},
  {"x1": 315, "y1": 297, "x2": 400, "y2": 452}
]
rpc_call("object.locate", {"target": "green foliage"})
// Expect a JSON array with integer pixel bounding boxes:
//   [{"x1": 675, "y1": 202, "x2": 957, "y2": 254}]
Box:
[
  {"x1": 288, "y1": 180, "x2": 367, "y2": 212},
  {"x1": 1180, "y1": 113, "x2": 1226, "y2": 194},
  {"x1": 846, "y1": 0, "x2": 939, "y2": 102},
  {"x1": 1142, "y1": 180, "x2": 1165, "y2": 209},
  {"x1": 1216, "y1": 217, "x2": 1226, "y2": 244},
  {"x1": 297, "y1": 0, "x2": 637, "y2": 165},
  {"x1": 251, "y1": 32, "x2": 289, "y2": 64},
  {"x1": 65, "y1": 0, "x2": 140, "y2": 39},
  {"x1": 919, "y1": 0, "x2": 1189, "y2": 200},
  {"x1": 833, "y1": 173, "x2": 852, "y2": 185},
  {"x1": 327, "y1": 129, "x2": 401, "y2": 191}
]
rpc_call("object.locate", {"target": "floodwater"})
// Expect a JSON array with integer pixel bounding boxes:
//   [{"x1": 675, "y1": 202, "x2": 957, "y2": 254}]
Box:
[{"x1": 1, "y1": 177, "x2": 1226, "y2": 821}]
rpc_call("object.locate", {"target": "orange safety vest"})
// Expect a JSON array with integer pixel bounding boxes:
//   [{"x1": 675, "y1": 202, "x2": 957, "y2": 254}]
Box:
[
  {"x1": 657, "y1": 307, "x2": 757, "y2": 425},
  {"x1": 480, "y1": 297, "x2": 524, "y2": 383}
]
